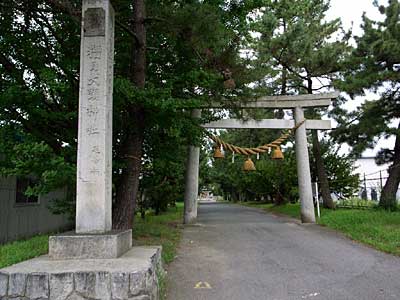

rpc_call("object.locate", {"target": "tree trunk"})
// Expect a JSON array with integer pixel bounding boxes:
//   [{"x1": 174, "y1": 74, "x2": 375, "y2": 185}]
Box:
[
  {"x1": 311, "y1": 130, "x2": 335, "y2": 208},
  {"x1": 129, "y1": 0, "x2": 146, "y2": 88},
  {"x1": 112, "y1": 0, "x2": 146, "y2": 229},
  {"x1": 274, "y1": 192, "x2": 285, "y2": 206},
  {"x1": 306, "y1": 75, "x2": 334, "y2": 209},
  {"x1": 112, "y1": 110, "x2": 144, "y2": 229},
  {"x1": 380, "y1": 122, "x2": 400, "y2": 209}
]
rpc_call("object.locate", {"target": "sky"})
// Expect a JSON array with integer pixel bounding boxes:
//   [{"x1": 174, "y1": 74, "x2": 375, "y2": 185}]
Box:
[
  {"x1": 327, "y1": 0, "x2": 386, "y2": 37},
  {"x1": 325, "y1": 0, "x2": 395, "y2": 157}
]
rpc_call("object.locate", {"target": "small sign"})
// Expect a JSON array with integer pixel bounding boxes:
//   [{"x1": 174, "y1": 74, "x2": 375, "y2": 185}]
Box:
[{"x1": 194, "y1": 281, "x2": 212, "y2": 289}]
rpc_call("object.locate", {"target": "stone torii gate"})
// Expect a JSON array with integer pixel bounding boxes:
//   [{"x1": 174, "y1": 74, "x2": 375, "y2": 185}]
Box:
[{"x1": 183, "y1": 92, "x2": 338, "y2": 224}]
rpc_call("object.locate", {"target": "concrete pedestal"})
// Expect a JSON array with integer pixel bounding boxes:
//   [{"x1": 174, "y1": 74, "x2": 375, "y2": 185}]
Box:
[
  {"x1": 49, "y1": 230, "x2": 132, "y2": 259},
  {"x1": 0, "y1": 246, "x2": 162, "y2": 300}
]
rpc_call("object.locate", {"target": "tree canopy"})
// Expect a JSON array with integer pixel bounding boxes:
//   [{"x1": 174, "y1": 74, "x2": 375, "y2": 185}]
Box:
[{"x1": 334, "y1": 0, "x2": 400, "y2": 209}]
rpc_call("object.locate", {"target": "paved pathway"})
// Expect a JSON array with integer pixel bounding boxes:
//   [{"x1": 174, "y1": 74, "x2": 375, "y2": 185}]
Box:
[{"x1": 167, "y1": 203, "x2": 400, "y2": 300}]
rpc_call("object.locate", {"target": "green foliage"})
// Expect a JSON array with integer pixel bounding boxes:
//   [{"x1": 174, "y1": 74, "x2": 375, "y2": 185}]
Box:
[
  {"x1": 0, "y1": 141, "x2": 75, "y2": 195},
  {"x1": 310, "y1": 139, "x2": 360, "y2": 198},
  {"x1": 207, "y1": 127, "x2": 298, "y2": 204},
  {"x1": 0, "y1": 0, "x2": 257, "y2": 218},
  {"x1": 337, "y1": 197, "x2": 377, "y2": 208},
  {"x1": 333, "y1": 0, "x2": 400, "y2": 209},
  {"x1": 319, "y1": 208, "x2": 400, "y2": 256},
  {"x1": 0, "y1": 0, "x2": 81, "y2": 218},
  {"x1": 252, "y1": 0, "x2": 351, "y2": 94},
  {"x1": 157, "y1": 267, "x2": 167, "y2": 300},
  {"x1": 113, "y1": 0, "x2": 261, "y2": 214},
  {"x1": 0, "y1": 235, "x2": 49, "y2": 269},
  {"x1": 331, "y1": 99, "x2": 395, "y2": 156},
  {"x1": 245, "y1": 0, "x2": 353, "y2": 209},
  {"x1": 207, "y1": 127, "x2": 358, "y2": 204}
]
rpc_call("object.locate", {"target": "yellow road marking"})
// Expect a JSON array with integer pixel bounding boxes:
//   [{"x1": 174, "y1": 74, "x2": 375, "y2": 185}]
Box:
[{"x1": 194, "y1": 281, "x2": 212, "y2": 289}]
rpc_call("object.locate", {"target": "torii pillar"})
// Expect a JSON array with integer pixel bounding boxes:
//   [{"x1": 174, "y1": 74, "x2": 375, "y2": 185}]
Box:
[
  {"x1": 183, "y1": 109, "x2": 201, "y2": 224},
  {"x1": 294, "y1": 106, "x2": 316, "y2": 223}
]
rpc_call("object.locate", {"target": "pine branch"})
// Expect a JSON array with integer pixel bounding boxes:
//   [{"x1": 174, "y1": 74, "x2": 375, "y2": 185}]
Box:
[
  {"x1": 312, "y1": 85, "x2": 332, "y2": 91},
  {"x1": 116, "y1": 20, "x2": 141, "y2": 45},
  {"x1": 44, "y1": 0, "x2": 80, "y2": 23},
  {"x1": 274, "y1": 55, "x2": 308, "y2": 81}
]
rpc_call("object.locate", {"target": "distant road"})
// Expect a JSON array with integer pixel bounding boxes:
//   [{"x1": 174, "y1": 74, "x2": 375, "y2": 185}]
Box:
[{"x1": 167, "y1": 203, "x2": 400, "y2": 300}]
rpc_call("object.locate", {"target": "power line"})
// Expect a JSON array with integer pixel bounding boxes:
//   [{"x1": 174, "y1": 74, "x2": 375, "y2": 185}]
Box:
[{"x1": 362, "y1": 162, "x2": 400, "y2": 177}]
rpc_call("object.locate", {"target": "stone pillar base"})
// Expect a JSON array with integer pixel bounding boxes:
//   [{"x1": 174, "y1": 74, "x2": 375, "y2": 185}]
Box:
[
  {"x1": 0, "y1": 246, "x2": 163, "y2": 300},
  {"x1": 49, "y1": 230, "x2": 132, "y2": 259}
]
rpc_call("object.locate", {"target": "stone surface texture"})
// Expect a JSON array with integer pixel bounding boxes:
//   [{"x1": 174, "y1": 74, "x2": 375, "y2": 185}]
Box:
[
  {"x1": 76, "y1": 0, "x2": 114, "y2": 234},
  {"x1": 49, "y1": 230, "x2": 132, "y2": 259},
  {"x1": 208, "y1": 91, "x2": 337, "y2": 108},
  {"x1": 0, "y1": 247, "x2": 162, "y2": 300},
  {"x1": 202, "y1": 118, "x2": 331, "y2": 130},
  {"x1": 183, "y1": 109, "x2": 201, "y2": 224}
]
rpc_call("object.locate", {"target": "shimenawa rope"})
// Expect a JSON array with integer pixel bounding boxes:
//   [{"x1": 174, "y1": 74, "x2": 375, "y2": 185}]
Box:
[{"x1": 206, "y1": 119, "x2": 305, "y2": 156}]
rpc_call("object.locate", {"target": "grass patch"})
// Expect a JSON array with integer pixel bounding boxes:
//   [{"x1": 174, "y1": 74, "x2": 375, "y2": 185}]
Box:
[
  {"x1": 0, "y1": 235, "x2": 49, "y2": 269},
  {"x1": 336, "y1": 197, "x2": 377, "y2": 208},
  {"x1": 319, "y1": 208, "x2": 400, "y2": 256},
  {"x1": 132, "y1": 202, "x2": 184, "y2": 264},
  {"x1": 157, "y1": 266, "x2": 167, "y2": 300},
  {"x1": 240, "y1": 201, "x2": 400, "y2": 256},
  {"x1": 0, "y1": 203, "x2": 184, "y2": 269}
]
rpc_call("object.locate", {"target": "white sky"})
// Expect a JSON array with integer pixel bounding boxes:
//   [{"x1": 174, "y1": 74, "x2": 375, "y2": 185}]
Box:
[
  {"x1": 327, "y1": 0, "x2": 387, "y2": 37},
  {"x1": 325, "y1": 0, "x2": 395, "y2": 157}
]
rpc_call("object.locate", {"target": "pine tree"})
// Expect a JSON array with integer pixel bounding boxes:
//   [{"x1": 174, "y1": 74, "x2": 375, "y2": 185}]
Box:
[
  {"x1": 252, "y1": 0, "x2": 351, "y2": 208},
  {"x1": 334, "y1": 0, "x2": 400, "y2": 209}
]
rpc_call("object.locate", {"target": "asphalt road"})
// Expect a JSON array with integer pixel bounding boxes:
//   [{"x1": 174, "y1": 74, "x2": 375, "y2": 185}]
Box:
[{"x1": 166, "y1": 203, "x2": 400, "y2": 300}]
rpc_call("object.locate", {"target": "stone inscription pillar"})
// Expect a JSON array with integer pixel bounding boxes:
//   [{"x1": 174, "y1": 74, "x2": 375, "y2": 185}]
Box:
[
  {"x1": 76, "y1": 0, "x2": 114, "y2": 233},
  {"x1": 184, "y1": 109, "x2": 201, "y2": 224},
  {"x1": 294, "y1": 106, "x2": 316, "y2": 223}
]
